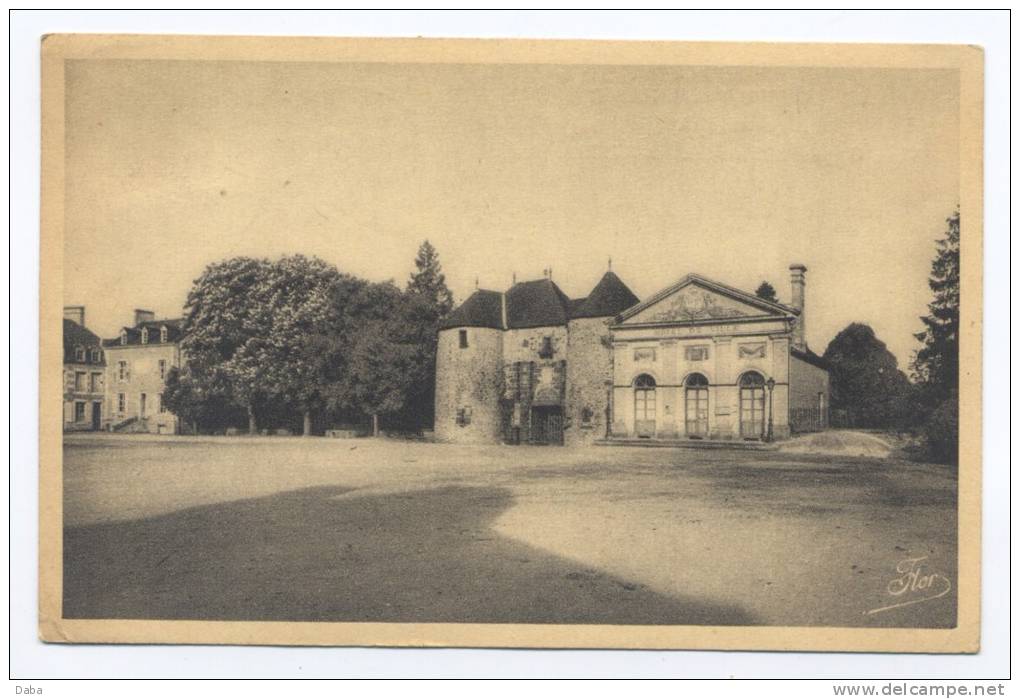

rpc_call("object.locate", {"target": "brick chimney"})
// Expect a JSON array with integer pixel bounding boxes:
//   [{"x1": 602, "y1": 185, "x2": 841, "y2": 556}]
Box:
[
  {"x1": 789, "y1": 264, "x2": 807, "y2": 351},
  {"x1": 134, "y1": 309, "x2": 155, "y2": 326},
  {"x1": 63, "y1": 305, "x2": 85, "y2": 327}
]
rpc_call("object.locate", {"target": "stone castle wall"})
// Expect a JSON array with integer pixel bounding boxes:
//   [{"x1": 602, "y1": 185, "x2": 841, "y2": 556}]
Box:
[
  {"x1": 434, "y1": 326, "x2": 504, "y2": 444},
  {"x1": 564, "y1": 317, "x2": 614, "y2": 445}
]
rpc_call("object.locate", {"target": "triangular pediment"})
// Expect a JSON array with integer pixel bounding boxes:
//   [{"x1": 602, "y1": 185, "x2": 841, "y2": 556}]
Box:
[{"x1": 619, "y1": 275, "x2": 797, "y2": 325}]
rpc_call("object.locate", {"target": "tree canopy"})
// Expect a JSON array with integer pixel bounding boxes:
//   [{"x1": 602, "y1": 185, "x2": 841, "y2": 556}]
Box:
[
  {"x1": 755, "y1": 281, "x2": 779, "y2": 304},
  {"x1": 173, "y1": 243, "x2": 454, "y2": 436},
  {"x1": 910, "y1": 210, "x2": 960, "y2": 463},
  {"x1": 822, "y1": 323, "x2": 915, "y2": 429},
  {"x1": 911, "y1": 210, "x2": 959, "y2": 401}
]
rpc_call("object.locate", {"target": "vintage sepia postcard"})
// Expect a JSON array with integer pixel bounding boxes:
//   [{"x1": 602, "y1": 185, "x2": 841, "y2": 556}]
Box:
[{"x1": 39, "y1": 34, "x2": 983, "y2": 652}]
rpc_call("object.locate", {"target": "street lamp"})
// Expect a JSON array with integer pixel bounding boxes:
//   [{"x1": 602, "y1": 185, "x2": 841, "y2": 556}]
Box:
[{"x1": 765, "y1": 377, "x2": 776, "y2": 442}]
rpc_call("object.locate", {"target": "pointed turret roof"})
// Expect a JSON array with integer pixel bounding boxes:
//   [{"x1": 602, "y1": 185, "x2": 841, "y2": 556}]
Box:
[
  {"x1": 439, "y1": 289, "x2": 503, "y2": 330},
  {"x1": 572, "y1": 270, "x2": 640, "y2": 319}
]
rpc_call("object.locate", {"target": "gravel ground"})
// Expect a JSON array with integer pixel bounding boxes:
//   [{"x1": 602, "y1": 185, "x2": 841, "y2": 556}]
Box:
[{"x1": 62, "y1": 434, "x2": 958, "y2": 628}]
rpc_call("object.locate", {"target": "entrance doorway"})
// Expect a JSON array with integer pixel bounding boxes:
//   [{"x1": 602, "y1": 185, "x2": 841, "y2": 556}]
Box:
[
  {"x1": 91, "y1": 402, "x2": 102, "y2": 431},
  {"x1": 739, "y1": 372, "x2": 766, "y2": 439},
  {"x1": 531, "y1": 406, "x2": 563, "y2": 445},
  {"x1": 684, "y1": 373, "x2": 709, "y2": 438},
  {"x1": 633, "y1": 374, "x2": 656, "y2": 438}
]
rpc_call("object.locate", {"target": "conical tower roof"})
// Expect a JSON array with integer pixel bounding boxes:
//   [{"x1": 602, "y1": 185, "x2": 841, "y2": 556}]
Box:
[{"x1": 572, "y1": 270, "x2": 640, "y2": 319}]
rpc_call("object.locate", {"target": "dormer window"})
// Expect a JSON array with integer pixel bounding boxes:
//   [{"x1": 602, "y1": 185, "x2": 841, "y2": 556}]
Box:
[
  {"x1": 74, "y1": 346, "x2": 85, "y2": 362},
  {"x1": 90, "y1": 349, "x2": 101, "y2": 363},
  {"x1": 160, "y1": 326, "x2": 168, "y2": 343},
  {"x1": 141, "y1": 328, "x2": 149, "y2": 344},
  {"x1": 120, "y1": 330, "x2": 127, "y2": 345}
]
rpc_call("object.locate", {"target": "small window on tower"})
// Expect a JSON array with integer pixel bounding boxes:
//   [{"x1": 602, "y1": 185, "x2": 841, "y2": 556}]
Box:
[
  {"x1": 459, "y1": 329, "x2": 469, "y2": 348},
  {"x1": 538, "y1": 336, "x2": 554, "y2": 359}
]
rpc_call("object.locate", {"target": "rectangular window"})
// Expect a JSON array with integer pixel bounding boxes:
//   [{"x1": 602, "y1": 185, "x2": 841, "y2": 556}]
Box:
[
  {"x1": 74, "y1": 402, "x2": 86, "y2": 422},
  {"x1": 159, "y1": 359, "x2": 167, "y2": 380},
  {"x1": 160, "y1": 326, "x2": 168, "y2": 343},
  {"x1": 89, "y1": 372, "x2": 101, "y2": 393},
  {"x1": 458, "y1": 329, "x2": 469, "y2": 348},
  {"x1": 140, "y1": 393, "x2": 147, "y2": 417},
  {"x1": 74, "y1": 346, "x2": 85, "y2": 362},
  {"x1": 685, "y1": 345, "x2": 710, "y2": 362},
  {"x1": 456, "y1": 407, "x2": 472, "y2": 426},
  {"x1": 157, "y1": 393, "x2": 164, "y2": 413},
  {"x1": 117, "y1": 393, "x2": 126, "y2": 414},
  {"x1": 118, "y1": 360, "x2": 129, "y2": 381},
  {"x1": 74, "y1": 371, "x2": 86, "y2": 392}
]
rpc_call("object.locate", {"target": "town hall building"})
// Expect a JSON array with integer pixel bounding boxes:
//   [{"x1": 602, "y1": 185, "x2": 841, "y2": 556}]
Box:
[{"x1": 435, "y1": 264, "x2": 829, "y2": 446}]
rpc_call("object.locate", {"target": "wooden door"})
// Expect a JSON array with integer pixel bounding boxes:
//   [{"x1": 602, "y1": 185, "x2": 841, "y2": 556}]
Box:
[
  {"x1": 634, "y1": 386, "x2": 656, "y2": 437},
  {"x1": 685, "y1": 386, "x2": 709, "y2": 438},
  {"x1": 739, "y1": 385, "x2": 765, "y2": 439}
]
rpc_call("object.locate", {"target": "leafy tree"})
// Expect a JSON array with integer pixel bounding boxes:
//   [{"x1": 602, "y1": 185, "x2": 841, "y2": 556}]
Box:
[
  {"x1": 403, "y1": 240, "x2": 454, "y2": 429},
  {"x1": 180, "y1": 257, "x2": 275, "y2": 434},
  {"x1": 755, "y1": 281, "x2": 779, "y2": 304},
  {"x1": 822, "y1": 323, "x2": 914, "y2": 429},
  {"x1": 162, "y1": 365, "x2": 245, "y2": 433},
  {"x1": 256, "y1": 255, "x2": 348, "y2": 436},
  {"x1": 326, "y1": 282, "x2": 421, "y2": 435}
]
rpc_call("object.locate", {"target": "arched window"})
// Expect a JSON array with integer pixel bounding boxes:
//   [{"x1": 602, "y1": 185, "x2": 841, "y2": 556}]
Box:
[
  {"x1": 739, "y1": 372, "x2": 766, "y2": 439},
  {"x1": 634, "y1": 374, "x2": 656, "y2": 389},
  {"x1": 633, "y1": 374, "x2": 656, "y2": 438},
  {"x1": 685, "y1": 373, "x2": 709, "y2": 387},
  {"x1": 684, "y1": 373, "x2": 709, "y2": 438}
]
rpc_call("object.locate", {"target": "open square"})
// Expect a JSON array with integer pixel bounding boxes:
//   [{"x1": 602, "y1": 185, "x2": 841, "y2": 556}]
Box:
[{"x1": 63, "y1": 435, "x2": 957, "y2": 628}]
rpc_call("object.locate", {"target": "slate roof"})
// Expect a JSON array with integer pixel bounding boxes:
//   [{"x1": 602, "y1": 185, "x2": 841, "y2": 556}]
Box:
[
  {"x1": 103, "y1": 318, "x2": 185, "y2": 347},
  {"x1": 572, "y1": 271, "x2": 640, "y2": 319},
  {"x1": 441, "y1": 271, "x2": 640, "y2": 331},
  {"x1": 63, "y1": 319, "x2": 105, "y2": 365},
  {"x1": 505, "y1": 279, "x2": 572, "y2": 329},
  {"x1": 439, "y1": 290, "x2": 503, "y2": 330}
]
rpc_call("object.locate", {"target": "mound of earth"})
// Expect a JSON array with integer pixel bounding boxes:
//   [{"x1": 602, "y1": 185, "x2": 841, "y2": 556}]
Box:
[{"x1": 779, "y1": 430, "x2": 903, "y2": 458}]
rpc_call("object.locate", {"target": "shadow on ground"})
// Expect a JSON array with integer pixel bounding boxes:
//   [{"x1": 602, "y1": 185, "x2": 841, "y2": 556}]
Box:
[{"x1": 64, "y1": 484, "x2": 756, "y2": 625}]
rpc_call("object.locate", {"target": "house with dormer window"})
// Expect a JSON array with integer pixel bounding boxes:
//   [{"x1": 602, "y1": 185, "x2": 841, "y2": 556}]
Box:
[
  {"x1": 101, "y1": 309, "x2": 184, "y2": 434},
  {"x1": 63, "y1": 306, "x2": 106, "y2": 432}
]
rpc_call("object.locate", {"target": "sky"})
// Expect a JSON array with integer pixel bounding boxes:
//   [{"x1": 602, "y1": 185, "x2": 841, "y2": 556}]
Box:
[{"x1": 64, "y1": 59, "x2": 959, "y2": 368}]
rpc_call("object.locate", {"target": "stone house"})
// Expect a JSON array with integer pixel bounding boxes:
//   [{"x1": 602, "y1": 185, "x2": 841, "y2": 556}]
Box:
[
  {"x1": 435, "y1": 264, "x2": 829, "y2": 445},
  {"x1": 62, "y1": 306, "x2": 106, "y2": 432},
  {"x1": 101, "y1": 309, "x2": 184, "y2": 434}
]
